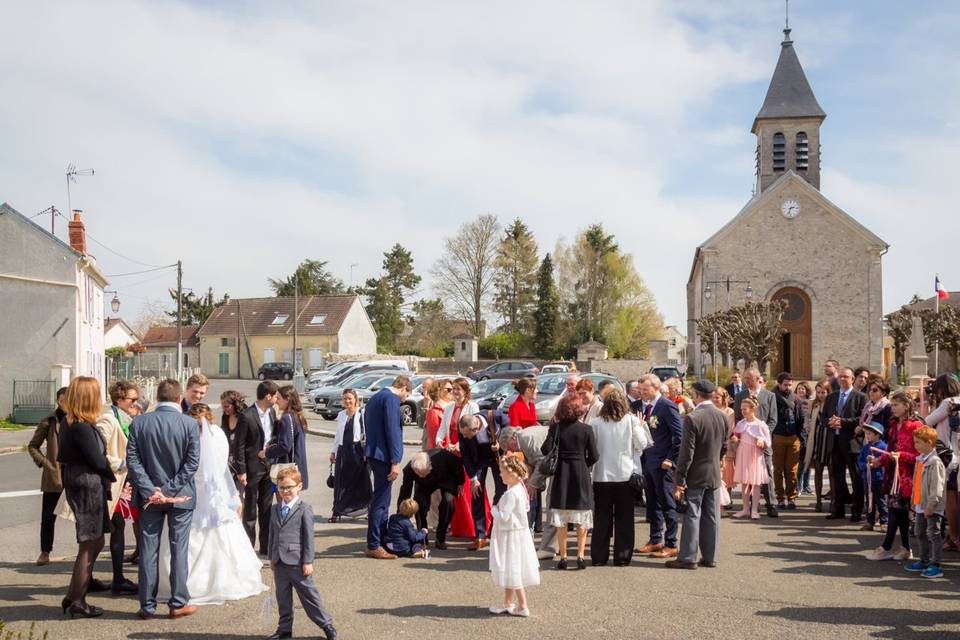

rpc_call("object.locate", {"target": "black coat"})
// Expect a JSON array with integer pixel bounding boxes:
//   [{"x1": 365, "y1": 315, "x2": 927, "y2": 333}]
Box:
[
  {"x1": 822, "y1": 389, "x2": 867, "y2": 454},
  {"x1": 398, "y1": 449, "x2": 464, "y2": 507},
  {"x1": 236, "y1": 404, "x2": 279, "y2": 478},
  {"x1": 542, "y1": 420, "x2": 598, "y2": 511}
]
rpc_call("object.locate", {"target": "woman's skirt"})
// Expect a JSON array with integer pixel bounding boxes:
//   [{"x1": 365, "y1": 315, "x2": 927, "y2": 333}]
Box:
[
  {"x1": 332, "y1": 443, "x2": 372, "y2": 516},
  {"x1": 62, "y1": 465, "x2": 109, "y2": 543}
]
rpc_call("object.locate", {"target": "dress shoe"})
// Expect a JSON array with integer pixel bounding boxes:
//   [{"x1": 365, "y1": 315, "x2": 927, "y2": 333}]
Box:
[
  {"x1": 265, "y1": 632, "x2": 292, "y2": 640},
  {"x1": 469, "y1": 538, "x2": 489, "y2": 551},
  {"x1": 636, "y1": 542, "x2": 664, "y2": 554},
  {"x1": 61, "y1": 597, "x2": 71, "y2": 614},
  {"x1": 37, "y1": 552, "x2": 50, "y2": 566},
  {"x1": 766, "y1": 505, "x2": 779, "y2": 518},
  {"x1": 777, "y1": 501, "x2": 786, "y2": 510},
  {"x1": 88, "y1": 578, "x2": 109, "y2": 592},
  {"x1": 815, "y1": 500, "x2": 823, "y2": 513},
  {"x1": 169, "y1": 604, "x2": 198, "y2": 619},
  {"x1": 364, "y1": 547, "x2": 397, "y2": 560},
  {"x1": 786, "y1": 501, "x2": 797, "y2": 510},
  {"x1": 698, "y1": 559, "x2": 717, "y2": 568},
  {"x1": 556, "y1": 558, "x2": 568, "y2": 570},
  {"x1": 489, "y1": 605, "x2": 516, "y2": 615},
  {"x1": 576, "y1": 557, "x2": 587, "y2": 570},
  {"x1": 111, "y1": 577, "x2": 138, "y2": 594},
  {"x1": 434, "y1": 541, "x2": 448, "y2": 551},
  {"x1": 650, "y1": 546, "x2": 678, "y2": 558},
  {"x1": 825, "y1": 512, "x2": 845, "y2": 520},
  {"x1": 67, "y1": 601, "x2": 104, "y2": 619},
  {"x1": 850, "y1": 514, "x2": 863, "y2": 523},
  {"x1": 322, "y1": 626, "x2": 337, "y2": 640},
  {"x1": 664, "y1": 559, "x2": 697, "y2": 570},
  {"x1": 137, "y1": 609, "x2": 156, "y2": 620}
]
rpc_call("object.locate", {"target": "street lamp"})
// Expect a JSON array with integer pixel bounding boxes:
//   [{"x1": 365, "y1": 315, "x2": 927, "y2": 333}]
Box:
[{"x1": 105, "y1": 289, "x2": 121, "y2": 315}]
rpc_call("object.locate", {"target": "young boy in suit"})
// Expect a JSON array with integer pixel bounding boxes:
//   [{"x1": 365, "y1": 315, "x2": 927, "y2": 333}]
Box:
[
  {"x1": 268, "y1": 467, "x2": 336, "y2": 640},
  {"x1": 385, "y1": 498, "x2": 428, "y2": 558}
]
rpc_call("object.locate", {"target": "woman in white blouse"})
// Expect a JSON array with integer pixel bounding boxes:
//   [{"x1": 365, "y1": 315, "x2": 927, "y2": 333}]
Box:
[
  {"x1": 590, "y1": 390, "x2": 653, "y2": 567},
  {"x1": 329, "y1": 389, "x2": 371, "y2": 522}
]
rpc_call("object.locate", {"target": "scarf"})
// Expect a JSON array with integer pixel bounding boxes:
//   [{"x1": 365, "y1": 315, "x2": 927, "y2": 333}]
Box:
[
  {"x1": 860, "y1": 396, "x2": 890, "y2": 427},
  {"x1": 111, "y1": 405, "x2": 132, "y2": 437}
]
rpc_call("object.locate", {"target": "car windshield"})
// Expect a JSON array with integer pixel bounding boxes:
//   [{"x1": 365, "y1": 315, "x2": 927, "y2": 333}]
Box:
[
  {"x1": 471, "y1": 379, "x2": 506, "y2": 395},
  {"x1": 536, "y1": 374, "x2": 568, "y2": 395}
]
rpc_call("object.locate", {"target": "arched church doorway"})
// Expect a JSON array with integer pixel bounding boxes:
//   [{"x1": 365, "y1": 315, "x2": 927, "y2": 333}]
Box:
[{"x1": 771, "y1": 287, "x2": 812, "y2": 379}]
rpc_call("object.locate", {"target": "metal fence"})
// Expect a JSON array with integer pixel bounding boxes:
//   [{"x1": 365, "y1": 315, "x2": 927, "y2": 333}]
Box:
[{"x1": 12, "y1": 379, "x2": 55, "y2": 424}]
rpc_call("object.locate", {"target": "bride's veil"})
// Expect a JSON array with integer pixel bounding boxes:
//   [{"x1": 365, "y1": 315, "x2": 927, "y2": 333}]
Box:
[{"x1": 193, "y1": 417, "x2": 242, "y2": 528}]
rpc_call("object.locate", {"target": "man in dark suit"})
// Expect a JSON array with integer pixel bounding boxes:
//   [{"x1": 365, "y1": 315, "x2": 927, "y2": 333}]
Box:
[
  {"x1": 397, "y1": 449, "x2": 464, "y2": 550},
  {"x1": 458, "y1": 411, "x2": 509, "y2": 550},
  {"x1": 236, "y1": 380, "x2": 280, "y2": 554},
  {"x1": 364, "y1": 376, "x2": 412, "y2": 559},
  {"x1": 823, "y1": 367, "x2": 868, "y2": 521},
  {"x1": 667, "y1": 380, "x2": 728, "y2": 570},
  {"x1": 634, "y1": 373, "x2": 683, "y2": 558},
  {"x1": 725, "y1": 371, "x2": 743, "y2": 400},
  {"x1": 733, "y1": 368, "x2": 779, "y2": 517}
]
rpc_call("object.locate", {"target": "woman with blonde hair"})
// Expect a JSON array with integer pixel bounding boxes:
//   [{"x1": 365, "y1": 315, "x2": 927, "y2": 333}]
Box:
[
  {"x1": 57, "y1": 376, "x2": 115, "y2": 618},
  {"x1": 435, "y1": 377, "x2": 486, "y2": 540},
  {"x1": 712, "y1": 387, "x2": 737, "y2": 495},
  {"x1": 329, "y1": 388, "x2": 372, "y2": 522},
  {"x1": 803, "y1": 380, "x2": 833, "y2": 512}
]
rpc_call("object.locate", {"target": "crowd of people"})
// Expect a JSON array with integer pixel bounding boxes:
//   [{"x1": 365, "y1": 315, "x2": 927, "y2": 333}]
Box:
[{"x1": 26, "y1": 359, "x2": 960, "y2": 628}]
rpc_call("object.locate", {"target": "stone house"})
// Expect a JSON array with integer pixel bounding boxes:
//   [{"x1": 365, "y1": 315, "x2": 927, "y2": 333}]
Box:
[
  {"x1": 140, "y1": 324, "x2": 201, "y2": 376},
  {"x1": 198, "y1": 295, "x2": 377, "y2": 378},
  {"x1": 0, "y1": 204, "x2": 108, "y2": 420},
  {"x1": 687, "y1": 28, "x2": 887, "y2": 379},
  {"x1": 103, "y1": 318, "x2": 140, "y2": 351}
]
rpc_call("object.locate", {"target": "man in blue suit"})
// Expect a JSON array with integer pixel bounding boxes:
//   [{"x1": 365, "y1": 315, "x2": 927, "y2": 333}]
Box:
[
  {"x1": 634, "y1": 373, "x2": 683, "y2": 558},
  {"x1": 363, "y1": 375, "x2": 412, "y2": 559},
  {"x1": 126, "y1": 378, "x2": 200, "y2": 619}
]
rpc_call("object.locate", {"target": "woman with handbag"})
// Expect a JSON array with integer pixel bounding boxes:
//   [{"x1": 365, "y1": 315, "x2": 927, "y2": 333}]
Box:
[
  {"x1": 328, "y1": 388, "x2": 372, "y2": 522},
  {"x1": 268, "y1": 386, "x2": 310, "y2": 492},
  {"x1": 541, "y1": 394, "x2": 598, "y2": 570}
]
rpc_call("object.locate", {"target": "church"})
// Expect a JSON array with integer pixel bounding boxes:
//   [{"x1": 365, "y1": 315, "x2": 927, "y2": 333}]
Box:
[{"x1": 686, "y1": 26, "x2": 888, "y2": 380}]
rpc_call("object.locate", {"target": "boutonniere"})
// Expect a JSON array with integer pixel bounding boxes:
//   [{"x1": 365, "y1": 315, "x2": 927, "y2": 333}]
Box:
[{"x1": 649, "y1": 416, "x2": 659, "y2": 429}]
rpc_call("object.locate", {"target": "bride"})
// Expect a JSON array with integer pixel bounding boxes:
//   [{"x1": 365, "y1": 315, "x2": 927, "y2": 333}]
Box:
[{"x1": 158, "y1": 404, "x2": 268, "y2": 605}]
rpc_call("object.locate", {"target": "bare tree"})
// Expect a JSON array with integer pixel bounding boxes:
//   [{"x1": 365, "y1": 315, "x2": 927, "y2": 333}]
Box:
[
  {"x1": 131, "y1": 297, "x2": 171, "y2": 336},
  {"x1": 885, "y1": 307, "x2": 913, "y2": 381},
  {"x1": 431, "y1": 214, "x2": 501, "y2": 336},
  {"x1": 698, "y1": 301, "x2": 786, "y2": 373}
]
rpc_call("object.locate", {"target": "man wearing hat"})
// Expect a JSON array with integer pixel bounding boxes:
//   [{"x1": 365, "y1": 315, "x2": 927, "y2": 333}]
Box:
[
  {"x1": 858, "y1": 420, "x2": 888, "y2": 532},
  {"x1": 666, "y1": 380, "x2": 729, "y2": 570}
]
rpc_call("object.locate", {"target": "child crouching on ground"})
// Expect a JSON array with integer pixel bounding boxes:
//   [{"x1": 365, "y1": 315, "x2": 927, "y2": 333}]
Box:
[
  {"x1": 905, "y1": 426, "x2": 946, "y2": 579},
  {"x1": 858, "y1": 421, "x2": 887, "y2": 531},
  {"x1": 268, "y1": 467, "x2": 337, "y2": 640},
  {"x1": 385, "y1": 498, "x2": 428, "y2": 558}
]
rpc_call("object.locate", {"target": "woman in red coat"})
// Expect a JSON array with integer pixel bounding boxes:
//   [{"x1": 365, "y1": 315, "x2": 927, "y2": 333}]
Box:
[
  {"x1": 866, "y1": 391, "x2": 922, "y2": 561},
  {"x1": 508, "y1": 378, "x2": 539, "y2": 428}
]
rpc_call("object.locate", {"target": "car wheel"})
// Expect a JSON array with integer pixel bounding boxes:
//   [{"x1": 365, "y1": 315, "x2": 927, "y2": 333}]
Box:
[
  {"x1": 258, "y1": 373, "x2": 266, "y2": 380},
  {"x1": 284, "y1": 372, "x2": 292, "y2": 380},
  {"x1": 400, "y1": 403, "x2": 414, "y2": 426},
  {"x1": 478, "y1": 376, "x2": 488, "y2": 381}
]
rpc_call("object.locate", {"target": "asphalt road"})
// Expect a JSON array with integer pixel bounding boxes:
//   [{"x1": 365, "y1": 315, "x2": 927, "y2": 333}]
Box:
[{"x1": 2, "y1": 384, "x2": 960, "y2": 638}]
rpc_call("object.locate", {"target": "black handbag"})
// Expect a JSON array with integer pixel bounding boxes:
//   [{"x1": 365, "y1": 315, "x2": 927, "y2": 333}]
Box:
[
  {"x1": 628, "y1": 473, "x2": 644, "y2": 493},
  {"x1": 326, "y1": 462, "x2": 335, "y2": 489},
  {"x1": 538, "y1": 424, "x2": 560, "y2": 477},
  {"x1": 675, "y1": 489, "x2": 689, "y2": 514}
]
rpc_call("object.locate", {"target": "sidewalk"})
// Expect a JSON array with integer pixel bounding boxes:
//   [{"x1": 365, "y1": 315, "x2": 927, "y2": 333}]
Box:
[{"x1": 0, "y1": 428, "x2": 31, "y2": 455}]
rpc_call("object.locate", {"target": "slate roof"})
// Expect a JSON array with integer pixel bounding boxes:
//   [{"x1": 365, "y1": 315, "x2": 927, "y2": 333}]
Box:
[
  {"x1": 142, "y1": 324, "x2": 200, "y2": 347},
  {"x1": 198, "y1": 295, "x2": 359, "y2": 337},
  {"x1": 752, "y1": 29, "x2": 826, "y2": 132}
]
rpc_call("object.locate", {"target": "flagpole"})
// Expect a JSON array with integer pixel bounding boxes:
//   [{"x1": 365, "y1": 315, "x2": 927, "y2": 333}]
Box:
[{"x1": 935, "y1": 274, "x2": 940, "y2": 375}]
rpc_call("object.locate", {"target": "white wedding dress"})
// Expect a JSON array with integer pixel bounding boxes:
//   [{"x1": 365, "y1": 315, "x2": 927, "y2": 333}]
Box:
[{"x1": 158, "y1": 419, "x2": 268, "y2": 605}]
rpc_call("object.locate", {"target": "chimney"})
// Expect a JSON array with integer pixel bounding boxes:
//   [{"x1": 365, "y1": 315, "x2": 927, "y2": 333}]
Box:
[{"x1": 68, "y1": 209, "x2": 86, "y2": 254}]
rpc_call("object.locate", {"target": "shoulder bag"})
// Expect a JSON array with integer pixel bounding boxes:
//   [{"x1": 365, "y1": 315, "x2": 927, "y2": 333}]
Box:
[
  {"x1": 269, "y1": 415, "x2": 299, "y2": 484},
  {"x1": 538, "y1": 423, "x2": 560, "y2": 477}
]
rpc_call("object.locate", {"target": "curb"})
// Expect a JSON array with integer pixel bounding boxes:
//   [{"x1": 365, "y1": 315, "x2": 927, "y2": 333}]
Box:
[
  {"x1": 304, "y1": 427, "x2": 421, "y2": 447},
  {"x1": 0, "y1": 445, "x2": 24, "y2": 456}
]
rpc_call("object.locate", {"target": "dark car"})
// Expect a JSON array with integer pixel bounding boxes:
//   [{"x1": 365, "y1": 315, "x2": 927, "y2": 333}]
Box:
[
  {"x1": 468, "y1": 360, "x2": 539, "y2": 382},
  {"x1": 650, "y1": 365, "x2": 685, "y2": 382},
  {"x1": 257, "y1": 362, "x2": 294, "y2": 380}
]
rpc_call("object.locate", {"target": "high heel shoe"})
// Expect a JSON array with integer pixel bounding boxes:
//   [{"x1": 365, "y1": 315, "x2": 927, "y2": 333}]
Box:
[
  {"x1": 576, "y1": 557, "x2": 586, "y2": 570},
  {"x1": 67, "y1": 601, "x2": 104, "y2": 619},
  {"x1": 61, "y1": 597, "x2": 71, "y2": 614},
  {"x1": 556, "y1": 558, "x2": 568, "y2": 570}
]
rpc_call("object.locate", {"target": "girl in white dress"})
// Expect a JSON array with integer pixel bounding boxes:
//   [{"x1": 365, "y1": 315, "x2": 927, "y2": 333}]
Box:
[
  {"x1": 158, "y1": 404, "x2": 268, "y2": 605},
  {"x1": 488, "y1": 455, "x2": 539, "y2": 618}
]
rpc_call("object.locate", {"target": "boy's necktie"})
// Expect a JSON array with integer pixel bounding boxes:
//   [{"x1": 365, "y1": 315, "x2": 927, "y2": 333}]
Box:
[{"x1": 281, "y1": 504, "x2": 290, "y2": 520}]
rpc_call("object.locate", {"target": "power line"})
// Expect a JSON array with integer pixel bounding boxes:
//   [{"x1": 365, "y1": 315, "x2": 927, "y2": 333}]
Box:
[
  {"x1": 106, "y1": 264, "x2": 177, "y2": 278},
  {"x1": 85, "y1": 232, "x2": 167, "y2": 269}
]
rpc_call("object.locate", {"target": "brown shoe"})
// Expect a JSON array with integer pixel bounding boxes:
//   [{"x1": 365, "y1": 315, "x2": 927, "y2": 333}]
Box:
[
  {"x1": 635, "y1": 542, "x2": 664, "y2": 555},
  {"x1": 650, "y1": 546, "x2": 678, "y2": 558},
  {"x1": 169, "y1": 604, "x2": 198, "y2": 619},
  {"x1": 137, "y1": 610, "x2": 156, "y2": 620},
  {"x1": 665, "y1": 559, "x2": 697, "y2": 570},
  {"x1": 469, "y1": 538, "x2": 489, "y2": 551},
  {"x1": 365, "y1": 547, "x2": 397, "y2": 560}
]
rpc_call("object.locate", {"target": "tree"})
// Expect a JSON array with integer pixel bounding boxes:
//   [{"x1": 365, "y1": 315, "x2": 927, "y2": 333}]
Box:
[
  {"x1": 167, "y1": 288, "x2": 228, "y2": 325},
  {"x1": 400, "y1": 298, "x2": 450, "y2": 357},
  {"x1": 885, "y1": 307, "x2": 914, "y2": 381},
  {"x1": 918, "y1": 305, "x2": 960, "y2": 372},
  {"x1": 269, "y1": 259, "x2": 344, "y2": 297},
  {"x1": 533, "y1": 254, "x2": 560, "y2": 358},
  {"x1": 131, "y1": 297, "x2": 170, "y2": 335},
  {"x1": 492, "y1": 219, "x2": 539, "y2": 333},
  {"x1": 363, "y1": 244, "x2": 421, "y2": 352},
  {"x1": 431, "y1": 214, "x2": 500, "y2": 336},
  {"x1": 698, "y1": 300, "x2": 786, "y2": 372}
]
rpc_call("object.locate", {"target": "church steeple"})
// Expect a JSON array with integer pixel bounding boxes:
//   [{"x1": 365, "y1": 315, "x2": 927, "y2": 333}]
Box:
[{"x1": 753, "y1": 28, "x2": 826, "y2": 193}]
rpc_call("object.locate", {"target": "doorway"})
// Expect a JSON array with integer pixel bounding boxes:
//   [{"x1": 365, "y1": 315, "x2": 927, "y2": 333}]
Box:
[{"x1": 771, "y1": 287, "x2": 812, "y2": 379}]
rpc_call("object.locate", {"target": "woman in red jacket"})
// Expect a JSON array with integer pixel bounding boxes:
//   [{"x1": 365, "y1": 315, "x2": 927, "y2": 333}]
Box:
[
  {"x1": 866, "y1": 391, "x2": 922, "y2": 561},
  {"x1": 508, "y1": 378, "x2": 539, "y2": 428}
]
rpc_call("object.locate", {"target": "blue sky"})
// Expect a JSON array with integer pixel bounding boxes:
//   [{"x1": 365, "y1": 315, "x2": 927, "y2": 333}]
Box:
[{"x1": 1, "y1": 1, "x2": 957, "y2": 331}]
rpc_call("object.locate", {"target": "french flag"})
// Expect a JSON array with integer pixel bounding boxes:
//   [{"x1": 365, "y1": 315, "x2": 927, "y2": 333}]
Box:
[{"x1": 936, "y1": 276, "x2": 950, "y2": 300}]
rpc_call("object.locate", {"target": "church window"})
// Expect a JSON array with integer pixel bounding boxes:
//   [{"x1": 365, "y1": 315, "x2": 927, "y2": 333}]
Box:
[
  {"x1": 773, "y1": 132, "x2": 786, "y2": 172},
  {"x1": 796, "y1": 132, "x2": 809, "y2": 170}
]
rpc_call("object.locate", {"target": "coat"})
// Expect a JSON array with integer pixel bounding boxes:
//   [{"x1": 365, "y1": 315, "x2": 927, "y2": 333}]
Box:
[
  {"x1": 125, "y1": 403, "x2": 200, "y2": 510},
  {"x1": 28, "y1": 410, "x2": 63, "y2": 492},
  {"x1": 879, "y1": 416, "x2": 923, "y2": 500},
  {"x1": 541, "y1": 420, "x2": 598, "y2": 511},
  {"x1": 236, "y1": 403, "x2": 279, "y2": 479},
  {"x1": 436, "y1": 400, "x2": 479, "y2": 447},
  {"x1": 639, "y1": 395, "x2": 682, "y2": 470},
  {"x1": 266, "y1": 412, "x2": 310, "y2": 491},
  {"x1": 821, "y1": 388, "x2": 868, "y2": 455},
  {"x1": 676, "y1": 403, "x2": 728, "y2": 489},
  {"x1": 363, "y1": 388, "x2": 405, "y2": 465},
  {"x1": 95, "y1": 407, "x2": 130, "y2": 515},
  {"x1": 267, "y1": 498, "x2": 315, "y2": 566}
]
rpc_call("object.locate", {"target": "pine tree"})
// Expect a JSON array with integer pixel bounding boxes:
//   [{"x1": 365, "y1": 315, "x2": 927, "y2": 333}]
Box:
[
  {"x1": 533, "y1": 254, "x2": 560, "y2": 358},
  {"x1": 493, "y1": 218, "x2": 539, "y2": 334},
  {"x1": 363, "y1": 244, "x2": 421, "y2": 351},
  {"x1": 269, "y1": 259, "x2": 344, "y2": 296}
]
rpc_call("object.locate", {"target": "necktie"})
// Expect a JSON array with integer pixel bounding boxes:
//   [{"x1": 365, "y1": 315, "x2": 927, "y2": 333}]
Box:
[
  {"x1": 281, "y1": 504, "x2": 290, "y2": 520},
  {"x1": 734, "y1": 385, "x2": 740, "y2": 396},
  {"x1": 643, "y1": 404, "x2": 653, "y2": 421},
  {"x1": 838, "y1": 392, "x2": 848, "y2": 414}
]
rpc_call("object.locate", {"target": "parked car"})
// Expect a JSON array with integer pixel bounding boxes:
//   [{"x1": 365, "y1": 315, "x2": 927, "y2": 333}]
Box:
[
  {"x1": 540, "y1": 364, "x2": 569, "y2": 375},
  {"x1": 404, "y1": 375, "x2": 457, "y2": 426},
  {"x1": 471, "y1": 379, "x2": 516, "y2": 411},
  {"x1": 257, "y1": 362, "x2": 294, "y2": 380},
  {"x1": 468, "y1": 360, "x2": 539, "y2": 381},
  {"x1": 498, "y1": 372, "x2": 624, "y2": 424},
  {"x1": 310, "y1": 370, "x2": 409, "y2": 420},
  {"x1": 649, "y1": 365, "x2": 685, "y2": 382},
  {"x1": 306, "y1": 361, "x2": 357, "y2": 390},
  {"x1": 326, "y1": 361, "x2": 409, "y2": 388}
]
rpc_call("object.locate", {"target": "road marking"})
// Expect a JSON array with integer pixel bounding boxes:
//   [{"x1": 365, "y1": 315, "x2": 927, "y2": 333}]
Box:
[{"x1": 0, "y1": 490, "x2": 41, "y2": 499}]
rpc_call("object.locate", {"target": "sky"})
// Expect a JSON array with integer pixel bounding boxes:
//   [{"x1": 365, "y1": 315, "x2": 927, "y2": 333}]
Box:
[{"x1": 2, "y1": 1, "x2": 958, "y2": 332}]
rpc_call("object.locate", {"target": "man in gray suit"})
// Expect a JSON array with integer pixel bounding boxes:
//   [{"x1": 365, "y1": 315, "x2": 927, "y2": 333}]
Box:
[
  {"x1": 126, "y1": 378, "x2": 200, "y2": 619},
  {"x1": 733, "y1": 367, "x2": 779, "y2": 518},
  {"x1": 667, "y1": 380, "x2": 728, "y2": 570}
]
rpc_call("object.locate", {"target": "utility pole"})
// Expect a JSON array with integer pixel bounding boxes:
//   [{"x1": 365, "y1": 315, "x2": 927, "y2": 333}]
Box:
[
  {"x1": 293, "y1": 271, "x2": 299, "y2": 373},
  {"x1": 176, "y1": 259, "x2": 183, "y2": 379}
]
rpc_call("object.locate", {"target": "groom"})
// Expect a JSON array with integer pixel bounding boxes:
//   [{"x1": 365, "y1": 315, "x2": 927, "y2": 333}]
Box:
[{"x1": 126, "y1": 378, "x2": 201, "y2": 619}]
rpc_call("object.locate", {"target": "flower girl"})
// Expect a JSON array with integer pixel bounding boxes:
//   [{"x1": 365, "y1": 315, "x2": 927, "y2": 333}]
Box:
[{"x1": 488, "y1": 455, "x2": 539, "y2": 617}]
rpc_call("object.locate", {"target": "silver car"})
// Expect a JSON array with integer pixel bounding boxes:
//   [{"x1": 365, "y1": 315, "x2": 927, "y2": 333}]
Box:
[{"x1": 498, "y1": 372, "x2": 625, "y2": 423}]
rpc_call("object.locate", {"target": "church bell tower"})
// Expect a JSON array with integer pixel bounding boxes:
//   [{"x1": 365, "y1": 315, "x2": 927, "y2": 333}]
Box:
[{"x1": 753, "y1": 28, "x2": 826, "y2": 193}]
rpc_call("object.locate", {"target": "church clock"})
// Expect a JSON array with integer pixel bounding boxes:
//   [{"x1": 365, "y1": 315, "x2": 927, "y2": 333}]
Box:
[{"x1": 781, "y1": 199, "x2": 801, "y2": 219}]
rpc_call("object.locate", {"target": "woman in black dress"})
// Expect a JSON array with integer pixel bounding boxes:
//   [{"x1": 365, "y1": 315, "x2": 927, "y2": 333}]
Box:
[
  {"x1": 269, "y1": 386, "x2": 310, "y2": 491},
  {"x1": 57, "y1": 376, "x2": 115, "y2": 618},
  {"x1": 220, "y1": 389, "x2": 247, "y2": 495},
  {"x1": 541, "y1": 394, "x2": 598, "y2": 570},
  {"x1": 329, "y1": 388, "x2": 371, "y2": 522}
]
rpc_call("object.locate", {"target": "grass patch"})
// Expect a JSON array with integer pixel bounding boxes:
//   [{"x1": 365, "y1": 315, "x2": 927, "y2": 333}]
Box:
[{"x1": 0, "y1": 420, "x2": 32, "y2": 430}]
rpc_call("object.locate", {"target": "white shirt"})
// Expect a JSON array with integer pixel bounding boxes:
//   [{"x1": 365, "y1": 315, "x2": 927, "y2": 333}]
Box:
[
  {"x1": 257, "y1": 403, "x2": 273, "y2": 449},
  {"x1": 590, "y1": 413, "x2": 653, "y2": 482},
  {"x1": 156, "y1": 401, "x2": 182, "y2": 412},
  {"x1": 281, "y1": 495, "x2": 300, "y2": 516}
]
